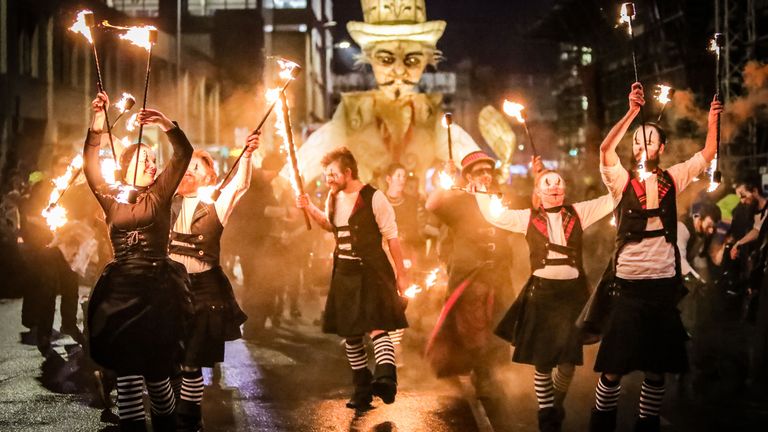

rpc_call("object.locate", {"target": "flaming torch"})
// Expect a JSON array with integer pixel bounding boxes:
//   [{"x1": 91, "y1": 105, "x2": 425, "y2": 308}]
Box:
[
  {"x1": 279, "y1": 91, "x2": 312, "y2": 231},
  {"x1": 210, "y1": 58, "x2": 302, "y2": 202},
  {"x1": 502, "y1": 100, "x2": 537, "y2": 157},
  {"x1": 42, "y1": 154, "x2": 84, "y2": 231},
  {"x1": 69, "y1": 10, "x2": 120, "y2": 179},
  {"x1": 442, "y1": 113, "x2": 454, "y2": 162},
  {"x1": 708, "y1": 32, "x2": 725, "y2": 191},
  {"x1": 112, "y1": 92, "x2": 136, "y2": 124},
  {"x1": 654, "y1": 84, "x2": 675, "y2": 122}
]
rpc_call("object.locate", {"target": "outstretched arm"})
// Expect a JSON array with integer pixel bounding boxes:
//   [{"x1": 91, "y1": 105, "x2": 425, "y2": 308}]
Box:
[
  {"x1": 216, "y1": 132, "x2": 260, "y2": 224},
  {"x1": 600, "y1": 83, "x2": 644, "y2": 167},
  {"x1": 701, "y1": 96, "x2": 725, "y2": 163},
  {"x1": 83, "y1": 93, "x2": 109, "y2": 207}
]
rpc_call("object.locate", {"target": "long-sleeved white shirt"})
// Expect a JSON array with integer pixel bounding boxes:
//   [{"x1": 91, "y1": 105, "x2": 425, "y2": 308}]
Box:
[
  {"x1": 477, "y1": 193, "x2": 614, "y2": 280},
  {"x1": 327, "y1": 188, "x2": 398, "y2": 260},
  {"x1": 676, "y1": 221, "x2": 701, "y2": 279},
  {"x1": 601, "y1": 152, "x2": 707, "y2": 279},
  {"x1": 170, "y1": 156, "x2": 253, "y2": 274}
]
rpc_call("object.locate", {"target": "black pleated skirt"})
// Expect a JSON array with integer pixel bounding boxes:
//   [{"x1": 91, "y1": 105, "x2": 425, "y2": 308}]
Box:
[
  {"x1": 184, "y1": 266, "x2": 248, "y2": 367},
  {"x1": 594, "y1": 277, "x2": 689, "y2": 375},
  {"x1": 496, "y1": 276, "x2": 589, "y2": 369},
  {"x1": 87, "y1": 258, "x2": 193, "y2": 379},
  {"x1": 323, "y1": 258, "x2": 408, "y2": 337}
]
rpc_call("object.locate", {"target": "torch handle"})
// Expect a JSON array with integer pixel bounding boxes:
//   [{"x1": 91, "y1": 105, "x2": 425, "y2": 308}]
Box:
[
  {"x1": 523, "y1": 121, "x2": 538, "y2": 157},
  {"x1": 281, "y1": 92, "x2": 312, "y2": 231},
  {"x1": 447, "y1": 125, "x2": 453, "y2": 161},
  {"x1": 133, "y1": 45, "x2": 153, "y2": 188},
  {"x1": 51, "y1": 169, "x2": 84, "y2": 208},
  {"x1": 90, "y1": 44, "x2": 119, "y2": 168}
]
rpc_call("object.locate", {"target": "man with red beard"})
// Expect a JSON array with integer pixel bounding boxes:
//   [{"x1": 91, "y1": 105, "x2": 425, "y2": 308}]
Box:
[
  {"x1": 297, "y1": 147, "x2": 409, "y2": 410},
  {"x1": 424, "y1": 151, "x2": 513, "y2": 398},
  {"x1": 475, "y1": 157, "x2": 614, "y2": 432},
  {"x1": 587, "y1": 84, "x2": 722, "y2": 432},
  {"x1": 169, "y1": 133, "x2": 260, "y2": 431}
]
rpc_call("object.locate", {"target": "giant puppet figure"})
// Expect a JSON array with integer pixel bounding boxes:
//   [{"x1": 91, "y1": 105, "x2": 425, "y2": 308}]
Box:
[{"x1": 288, "y1": 0, "x2": 479, "y2": 184}]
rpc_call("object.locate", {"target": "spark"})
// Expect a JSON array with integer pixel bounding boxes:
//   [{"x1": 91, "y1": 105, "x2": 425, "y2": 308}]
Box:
[
  {"x1": 119, "y1": 25, "x2": 158, "y2": 51},
  {"x1": 69, "y1": 10, "x2": 94, "y2": 44},
  {"x1": 404, "y1": 284, "x2": 423, "y2": 299},
  {"x1": 126, "y1": 113, "x2": 139, "y2": 132},
  {"x1": 425, "y1": 268, "x2": 440, "y2": 289},
  {"x1": 655, "y1": 84, "x2": 673, "y2": 105},
  {"x1": 502, "y1": 100, "x2": 526, "y2": 124}
]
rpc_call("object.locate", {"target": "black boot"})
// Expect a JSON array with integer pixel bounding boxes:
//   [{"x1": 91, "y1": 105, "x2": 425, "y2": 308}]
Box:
[
  {"x1": 346, "y1": 368, "x2": 373, "y2": 410},
  {"x1": 589, "y1": 408, "x2": 617, "y2": 432},
  {"x1": 634, "y1": 416, "x2": 660, "y2": 432},
  {"x1": 150, "y1": 413, "x2": 176, "y2": 432},
  {"x1": 372, "y1": 363, "x2": 397, "y2": 404},
  {"x1": 119, "y1": 419, "x2": 148, "y2": 432},
  {"x1": 553, "y1": 390, "x2": 567, "y2": 424},
  {"x1": 538, "y1": 407, "x2": 563, "y2": 432},
  {"x1": 176, "y1": 399, "x2": 203, "y2": 432}
]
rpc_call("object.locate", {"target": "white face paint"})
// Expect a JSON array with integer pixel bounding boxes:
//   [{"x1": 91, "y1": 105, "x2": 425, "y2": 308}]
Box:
[{"x1": 536, "y1": 172, "x2": 566, "y2": 209}]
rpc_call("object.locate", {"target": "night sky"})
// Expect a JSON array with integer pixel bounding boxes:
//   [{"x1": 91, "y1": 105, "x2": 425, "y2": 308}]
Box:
[{"x1": 332, "y1": 0, "x2": 558, "y2": 74}]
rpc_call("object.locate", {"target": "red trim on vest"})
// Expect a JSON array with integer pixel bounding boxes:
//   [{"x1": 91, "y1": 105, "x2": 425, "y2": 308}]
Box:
[{"x1": 530, "y1": 206, "x2": 579, "y2": 242}]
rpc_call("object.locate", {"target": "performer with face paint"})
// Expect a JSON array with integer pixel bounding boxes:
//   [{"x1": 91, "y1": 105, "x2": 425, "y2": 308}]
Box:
[
  {"x1": 169, "y1": 133, "x2": 260, "y2": 431},
  {"x1": 83, "y1": 92, "x2": 194, "y2": 431},
  {"x1": 474, "y1": 157, "x2": 614, "y2": 432},
  {"x1": 586, "y1": 84, "x2": 722, "y2": 432}
]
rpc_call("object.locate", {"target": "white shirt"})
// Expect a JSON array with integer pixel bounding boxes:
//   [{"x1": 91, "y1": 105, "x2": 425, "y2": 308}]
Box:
[
  {"x1": 677, "y1": 221, "x2": 701, "y2": 279},
  {"x1": 476, "y1": 193, "x2": 614, "y2": 280},
  {"x1": 327, "y1": 188, "x2": 398, "y2": 260},
  {"x1": 601, "y1": 152, "x2": 707, "y2": 279}
]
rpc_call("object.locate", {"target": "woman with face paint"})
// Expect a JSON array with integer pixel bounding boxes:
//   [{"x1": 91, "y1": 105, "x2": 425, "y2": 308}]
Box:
[
  {"x1": 474, "y1": 157, "x2": 614, "y2": 432},
  {"x1": 169, "y1": 134, "x2": 259, "y2": 431},
  {"x1": 83, "y1": 92, "x2": 194, "y2": 431}
]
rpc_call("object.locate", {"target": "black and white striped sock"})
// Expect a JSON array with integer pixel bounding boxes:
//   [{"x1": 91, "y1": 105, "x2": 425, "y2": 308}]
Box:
[
  {"x1": 553, "y1": 366, "x2": 575, "y2": 394},
  {"x1": 372, "y1": 333, "x2": 396, "y2": 366},
  {"x1": 638, "y1": 378, "x2": 665, "y2": 418},
  {"x1": 389, "y1": 329, "x2": 405, "y2": 346},
  {"x1": 345, "y1": 338, "x2": 368, "y2": 370},
  {"x1": 180, "y1": 369, "x2": 205, "y2": 405},
  {"x1": 171, "y1": 372, "x2": 182, "y2": 399},
  {"x1": 146, "y1": 378, "x2": 175, "y2": 416},
  {"x1": 117, "y1": 375, "x2": 145, "y2": 422},
  {"x1": 534, "y1": 369, "x2": 555, "y2": 409},
  {"x1": 594, "y1": 374, "x2": 621, "y2": 412}
]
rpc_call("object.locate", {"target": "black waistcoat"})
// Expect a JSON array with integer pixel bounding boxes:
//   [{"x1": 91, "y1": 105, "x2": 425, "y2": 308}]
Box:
[
  {"x1": 526, "y1": 205, "x2": 584, "y2": 274},
  {"x1": 169, "y1": 196, "x2": 224, "y2": 267},
  {"x1": 448, "y1": 193, "x2": 514, "y2": 269}
]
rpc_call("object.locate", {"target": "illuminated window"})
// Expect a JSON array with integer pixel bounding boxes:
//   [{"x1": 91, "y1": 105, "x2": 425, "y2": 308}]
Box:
[{"x1": 265, "y1": 0, "x2": 307, "y2": 8}]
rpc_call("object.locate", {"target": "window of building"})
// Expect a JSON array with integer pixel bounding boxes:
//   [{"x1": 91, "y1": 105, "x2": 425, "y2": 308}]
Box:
[{"x1": 264, "y1": 0, "x2": 307, "y2": 9}]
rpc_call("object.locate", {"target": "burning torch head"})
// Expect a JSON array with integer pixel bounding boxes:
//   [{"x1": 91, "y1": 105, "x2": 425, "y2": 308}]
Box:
[
  {"x1": 83, "y1": 11, "x2": 96, "y2": 28},
  {"x1": 714, "y1": 33, "x2": 725, "y2": 48},
  {"x1": 442, "y1": 112, "x2": 453, "y2": 128},
  {"x1": 621, "y1": 3, "x2": 636, "y2": 18}
]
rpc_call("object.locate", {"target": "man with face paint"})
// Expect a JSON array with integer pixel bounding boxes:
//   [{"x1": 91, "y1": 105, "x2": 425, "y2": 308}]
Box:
[
  {"x1": 297, "y1": 147, "x2": 409, "y2": 410},
  {"x1": 587, "y1": 83, "x2": 722, "y2": 432},
  {"x1": 424, "y1": 151, "x2": 514, "y2": 397},
  {"x1": 473, "y1": 156, "x2": 614, "y2": 432},
  {"x1": 285, "y1": 0, "x2": 479, "y2": 186},
  {"x1": 168, "y1": 134, "x2": 259, "y2": 431}
]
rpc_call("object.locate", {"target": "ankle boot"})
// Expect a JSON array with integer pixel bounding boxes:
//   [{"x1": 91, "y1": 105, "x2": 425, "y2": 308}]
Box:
[
  {"x1": 176, "y1": 399, "x2": 203, "y2": 432},
  {"x1": 150, "y1": 413, "x2": 176, "y2": 432},
  {"x1": 119, "y1": 419, "x2": 148, "y2": 432},
  {"x1": 537, "y1": 407, "x2": 563, "y2": 432},
  {"x1": 589, "y1": 408, "x2": 617, "y2": 432},
  {"x1": 372, "y1": 363, "x2": 397, "y2": 404},
  {"x1": 346, "y1": 368, "x2": 373, "y2": 410},
  {"x1": 634, "y1": 416, "x2": 660, "y2": 432},
  {"x1": 553, "y1": 390, "x2": 567, "y2": 422}
]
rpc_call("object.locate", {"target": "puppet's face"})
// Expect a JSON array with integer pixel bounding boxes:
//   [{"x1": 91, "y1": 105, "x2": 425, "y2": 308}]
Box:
[
  {"x1": 536, "y1": 172, "x2": 566, "y2": 209},
  {"x1": 370, "y1": 41, "x2": 428, "y2": 100}
]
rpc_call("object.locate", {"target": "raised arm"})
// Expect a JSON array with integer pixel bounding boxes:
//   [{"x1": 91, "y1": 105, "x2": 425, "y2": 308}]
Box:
[
  {"x1": 216, "y1": 132, "x2": 260, "y2": 224},
  {"x1": 83, "y1": 93, "x2": 111, "y2": 208},
  {"x1": 601, "y1": 83, "x2": 644, "y2": 167},
  {"x1": 140, "y1": 109, "x2": 193, "y2": 201},
  {"x1": 701, "y1": 96, "x2": 725, "y2": 163}
]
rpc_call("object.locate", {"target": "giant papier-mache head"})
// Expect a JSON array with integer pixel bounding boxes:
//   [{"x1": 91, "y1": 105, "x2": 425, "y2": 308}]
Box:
[{"x1": 348, "y1": 0, "x2": 446, "y2": 100}]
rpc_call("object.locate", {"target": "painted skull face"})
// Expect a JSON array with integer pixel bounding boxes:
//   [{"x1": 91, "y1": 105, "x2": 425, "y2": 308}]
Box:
[
  {"x1": 537, "y1": 172, "x2": 566, "y2": 208},
  {"x1": 370, "y1": 40, "x2": 429, "y2": 100}
]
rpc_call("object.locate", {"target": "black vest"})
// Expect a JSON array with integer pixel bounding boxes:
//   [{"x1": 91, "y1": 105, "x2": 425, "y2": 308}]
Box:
[
  {"x1": 526, "y1": 205, "x2": 584, "y2": 273},
  {"x1": 614, "y1": 170, "x2": 680, "y2": 274},
  {"x1": 169, "y1": 196, "x2": 224, "y2": 266},
  {"x1": 330, "y1": 185, "x2": 392, "y2": 270},
  {"x1": 449, "y1": 193, "x2": 514, "y2": 268}
]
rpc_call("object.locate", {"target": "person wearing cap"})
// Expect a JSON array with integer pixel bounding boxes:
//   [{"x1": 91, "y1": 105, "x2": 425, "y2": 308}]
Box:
[
  {"x1": 423, "y1": 151, "x2": 513, "y2": 397},
  {"x1": 586, "y1": 84, "x2": 722, "y2": 432},
  {"x1": 297, "y1": 146, "x2": 409, "y2": 411},
  {"x1": 473, "y1": 155, "x2": 614, "y2": 432},
  {"x1": 168, "y1": 133, "x2": 260, "y2": 431},
  {"x1": 285, "y1": 0, "x2": 479, "y2": 187}
]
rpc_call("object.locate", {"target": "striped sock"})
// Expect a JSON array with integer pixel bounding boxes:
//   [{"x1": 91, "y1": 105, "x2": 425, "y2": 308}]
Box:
[
  {"x1": 116, "y1": 375, "x2": 145, "y2": 422},
  {"x1": 345, "y1": 338, "x2": 368, "y2": 370},
  {"x1": 180, "y1": 369, "x2": 205, "y2": 405},
  {"x1": 553, "y1": 366, "x2": 575, "y2": 394},
  {"x1": 171, "y1": 372, "x2": 182, "y2": 399},
  {"x1": 371, "y1": 333, "x2": 396, "y2": 366},
  {"x1": 594, "y1": 374, "x2": 621, "y2": 412},
  {"x1": 146, "y1": 378, "x2": 175, "y2": 416},
  {"x1": 638, "y1": 378, "x2": 665, "y2": 418},
  {"x1": 389, "y1": 329, "x2": 405, "y2": 346},
  {"x1": 534, "y1": 369, "x2": 555, "y2": 409}
]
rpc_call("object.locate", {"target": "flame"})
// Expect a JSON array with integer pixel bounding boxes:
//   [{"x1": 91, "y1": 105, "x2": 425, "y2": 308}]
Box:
[
  {"x1": 277, "y1": 58, "x2": 300, "y2": 81},
  {"x1": 502, "y1": 100, "x2": 526, "y2": 123},
  {"x1": 619, "y1": 3, "x2": 635, "y2": 35},
  {"x1": 42, "y1": 205, "x2": 68, "y2": 232},
  {"x1": 115, "y1": 93, "x2": 136, "y2": 114},
  {"x1": 707, "y1": 158, "x2": 720, "y2": 192},
  {"x1": 269, "y1": 87, "x2": 300, "y2": 195},
  {"x1": 441, "y1": 113, "x2": 452, "y2": 129},
  {"x1": 708, "y1": 37, "x2": 721, "y2": 56},
  {"x1": 438, "y1": 170, "x2": 455, "y2": 189},
  {"x1": 197, "y1": 185, "x2": 219, "y2": 204},
  {"x1": 126, "y1": 113, "x2": 139, "y2": 132},
  {"x1": 489, "y1": 194, "x2": 506, "y2": 219},
  {"x1": 425, "y1": 268, "x2": 439, "y2": 289},
  {"x1": 119, "y1": 26, "x2": 157, "y2": 51},
  {"x1": 636, "y1": 151, "x2": 652, "y2": 181},
  {"x1": 69, "y1": 10, "x2": 93, "y2": 44},
  {"x1": 609, "y1": 215, "x2": 617, "y2": 226},
  {"x1": 116, "y1": 185, "x2": 136, "y2": 204},
  {"x1": 655, "y1": 84, "x2": 673, "y2": 105},
  {"x1": 42, "y1": 154, "x2": 84, "y2": 231},
  {"x1": 101, "y1": 158, "x2": 118, "y2": 185},
  {"x1": 404, "y1": 284, "x2": 423, "y2": 299}
]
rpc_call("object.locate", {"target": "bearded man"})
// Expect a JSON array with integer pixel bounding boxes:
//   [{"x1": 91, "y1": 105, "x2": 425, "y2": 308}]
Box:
[{"x1": 169, "y1": 132, "x2": 260, "y2": 431}]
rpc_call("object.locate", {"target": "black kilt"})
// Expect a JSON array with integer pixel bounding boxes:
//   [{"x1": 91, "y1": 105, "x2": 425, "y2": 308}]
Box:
[
  {"x1": 87, "y1": 257, "x2": 193, "y2": 379},
  {"x1": 496, "y1": 276, "x2": 589, "y2": 369},
  {"x1": 184, "y1": 266, "x2": 248, "y2": 368},
  {"x1": 323, "y1": 258, "x2": 408, "y2": 337},
  {"x1": 594, "y1": 277, "x2": 689, "y2": 375}
]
